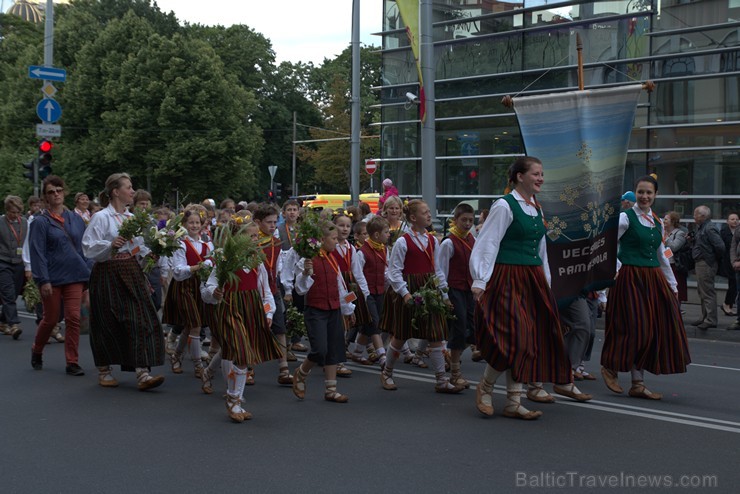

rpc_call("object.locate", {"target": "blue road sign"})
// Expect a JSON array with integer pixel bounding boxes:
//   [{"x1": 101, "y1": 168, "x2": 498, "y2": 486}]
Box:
[
  {"x1": 36, "y1": 98, "x2": 62, "y2": 123},
  {"x1": 28, "y1": 65, "x2": 67, "y2": 82}
]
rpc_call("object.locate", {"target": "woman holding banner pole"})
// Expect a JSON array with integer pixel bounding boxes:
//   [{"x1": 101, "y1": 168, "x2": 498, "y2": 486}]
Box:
[{"x1": 600, "y1": 175, "x2": 690, "y2": 399}]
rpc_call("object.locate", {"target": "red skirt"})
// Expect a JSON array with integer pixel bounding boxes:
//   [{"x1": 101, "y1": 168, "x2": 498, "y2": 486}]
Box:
[
  {"x1": 380, "y1": 273, "x2": 448, "y2": 342},
  {"x1": 162, "y1": 276, "x2": 206, "y2": 328},
  {"x1": 601, "y1": 265, "x2": 690, "y2": 374},
  {"x1": 342, "y1": 272, "x2": 371, "y2": 330},
  {"x1": 670, "y1": 264, "x2": 688, "y2": 303},
  {"x1": 474, "y1": 264, "x2": 571, "y2": 384}
]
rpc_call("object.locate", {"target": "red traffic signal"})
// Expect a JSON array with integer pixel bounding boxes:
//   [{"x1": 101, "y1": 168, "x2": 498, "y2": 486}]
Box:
[
  {"x1": 39, "y1": 140, "x2": 53, "y2": 154},
  {"x1": 38, "y1": 140, "x2": 53, "y2": 178}
]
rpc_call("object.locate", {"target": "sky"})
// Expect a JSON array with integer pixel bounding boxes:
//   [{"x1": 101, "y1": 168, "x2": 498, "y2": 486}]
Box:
[{"x1": 153, "y1": 0, "x2": 385, "y2": 65}]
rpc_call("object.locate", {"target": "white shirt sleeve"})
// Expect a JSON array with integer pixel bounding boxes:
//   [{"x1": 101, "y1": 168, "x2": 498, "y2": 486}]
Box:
[
  {"x1": 258, "y1": 265, "x2": 276, "y2": 320},
  {"x1": 281, "y1": 248, "x2": 297, "y2": 292},
  {"x1": 82, "y1": 210, "x2": 115, "y2": 262},
  {"x1": 470, "y1": 199, "x2": 513, "y2": 291},
  {"x1": 22, "y1": 219, "x2": 32, "y2": 271},
  {"x1": 294, "y1": 258, "x2": 313, "y2": 296},
  {"x1": 388, "y1": 236, "x2": 410, "y2": 297},
  {"x1": 337, "y1": 272, "x2": 356, "y2": 316},
  {"x1": 172, "y1": 241, "x2": 192, "y2": 281},
  {"x1": 200, "y1": 268, "x2": 220, "y2": 305},
  {"x1": 349, "y1": 244, "x2": 370, "y2": 298},
  {"x1": 540, "y1": 235, "x2": 552, "y2": 287},
  {"x1": 433, "y1": 236, "x2": 450, "y2": 299}
]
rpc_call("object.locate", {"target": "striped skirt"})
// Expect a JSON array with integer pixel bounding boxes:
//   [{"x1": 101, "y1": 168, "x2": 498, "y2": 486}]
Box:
[
  {"x1": 213, "y1": 289, "x2": 283, "y2": 366},
  {"x1": 342, "y1": 272, "x2": 371, "y2": 330},
  {"x1": 88, "y1": 257, "x2": 165, "y2": 371},
  {"x1": 601, "y1": 265, "x2": 691, "y2": 374},
  {"x1": 162, "y1": 276, "x2": 207, "y2": 328},
  {"x1": 474, "y1": 264, "x2": 571, "y2": 384},
  {"x1": 380, "y1": 273, "x2": 448, "y2": 342}
]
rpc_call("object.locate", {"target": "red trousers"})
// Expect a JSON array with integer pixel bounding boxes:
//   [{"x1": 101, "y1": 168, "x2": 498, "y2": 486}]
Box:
[{"x1": 32, "y1": 283, "x2": 84, "y2": 364}]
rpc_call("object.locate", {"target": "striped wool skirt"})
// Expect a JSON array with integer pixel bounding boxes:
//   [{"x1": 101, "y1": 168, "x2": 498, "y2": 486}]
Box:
[
  {"x1": 213, "y1": 289, "x2": 283, "y2": 366},
  {"x1": 474, "y1": 264, "x2": 571, "y2": 384},
  {"x1": 88, "y1": 257, "x2": 165, "y2": 371},
  {"x1": 162, "y1": 276, "x2": 207, "y2": 328},
  {"x1": 342, "y1": 272, "x2": 371, "y2": 330},
  {"x1": 380, "y1": 273, "x2": 448, "y2": 342},
  {"x1": 601, "y1": 265, "x2": 691, "y2": 374}
]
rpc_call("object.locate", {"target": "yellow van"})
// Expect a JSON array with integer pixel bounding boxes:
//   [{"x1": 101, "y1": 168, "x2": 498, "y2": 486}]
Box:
[{"x1": 297, "y1": 193, "x2": 381, "y2": 213}]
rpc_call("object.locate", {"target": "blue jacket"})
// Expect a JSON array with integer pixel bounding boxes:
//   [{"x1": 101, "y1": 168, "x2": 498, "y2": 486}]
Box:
[{"x1": 30, "y1": 210, "x2": 92, "y2": 286}]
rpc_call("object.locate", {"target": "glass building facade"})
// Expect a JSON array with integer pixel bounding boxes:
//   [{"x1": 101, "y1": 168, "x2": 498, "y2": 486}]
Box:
[{"x1": 377, "y1": 0, "x2": 740, "y2": 220}]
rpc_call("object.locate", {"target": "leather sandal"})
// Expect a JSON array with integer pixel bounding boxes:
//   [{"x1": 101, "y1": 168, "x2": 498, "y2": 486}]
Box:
[
  {"x1": 526, "y1": 385, "x2": 556, "y2": 403},
  {"x1": 226, "y1": 394, "x2": 252, "y2": 422},
  {"x1": 503, "y1": 403, "x2": 543, "y2": 420},
  {"x1": 434, "y1": 380, "x2": 465, "y2": 394},
  {"x1": 475, "y1": 382, "x2": 494, "y2": 416},
  {"x1": 553, "y1": 384, "x2": 593, "y2": 402},
  {"x1": 601, "y1": 367, "x2": 623, "y2": 394},
  {"x1": 380, "y1": 364, "x2": 397, "y2": 390},
  {"x1": 137, "y1": 373, "x2": 165, "y2": 391},
  {"x1": 98, "y1": 367, "x2": 119, "y2": 388},
  {"x1": 277, "y1": 368, "x2": 293, "y2": 386},
  {"x1": 451, "y1": 371, "x2": 471, "y2": 389},
  {"x1": 410, "y1": 355, "x2": 428, "y2": 368},
  {"x1": 628, "y1": 381, "x2": 662, "y2": 400},
  {"x1": 292, "y1": 367, "x2": 307, "y2": 399},
  {"x1": 170, "y1": 353, "x2": 183, "y2": 374},
  {"x1": 324, "y1": 390, "x2": 349, "y2": 403},
  {"x1": 201, "y1": 368, "x2": 214, "y2": 394},
  {"x1": 336, "y1": 364, "x2": 353, "y2": 377}
]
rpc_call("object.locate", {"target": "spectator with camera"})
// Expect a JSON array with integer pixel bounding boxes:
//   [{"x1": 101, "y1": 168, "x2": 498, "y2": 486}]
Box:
[{"x1": 691, "y1": 206, "x2": 725, "y2": 330}]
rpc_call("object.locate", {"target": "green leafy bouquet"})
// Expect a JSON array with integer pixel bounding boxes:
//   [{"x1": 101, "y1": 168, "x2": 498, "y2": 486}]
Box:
[
  {"x1": 114, "y1": 208, "x2": 152, "y2": 255},
  {"x1": 141, "y1": 216, "x2": 187, "y2": 273},
  {"x1": 406, "y1": 277, "x2": 455, "y2": 330},
  {"x1": 285, "y1": 303, "x2": 307, "y2": 339},
  {"x1": 211, "y1": 226, "x2": 266, "y2": 289},
  {"x1": 293, "y1": 212, "x2": 323, "y2": 275},
  {"x1": 22, "y1": 280, "x2": 41, "y2": 312}
]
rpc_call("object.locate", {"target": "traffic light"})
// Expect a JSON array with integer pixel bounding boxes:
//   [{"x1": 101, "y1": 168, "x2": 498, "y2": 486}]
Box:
[
  {"x1": 267, "y1": 190, "x2": 275, "y2": 202},
  {"x1": 23, "y1": 159, "x2": 36, "y2": 183},
  {"x1": 38, "y1": 140, "x2": 53, "y2": 179},
  {"x1": 274, "y1": 182, "x2": 282, "y2": 202}
]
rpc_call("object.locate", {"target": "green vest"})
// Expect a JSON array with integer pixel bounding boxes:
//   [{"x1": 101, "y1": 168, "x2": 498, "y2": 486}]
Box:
[
  {"x1": 496, "y1": 194, "x2": 545, "y2": 266},
  {"x1": 617, "y1": 208, "x2": 662, "y2": 267}
]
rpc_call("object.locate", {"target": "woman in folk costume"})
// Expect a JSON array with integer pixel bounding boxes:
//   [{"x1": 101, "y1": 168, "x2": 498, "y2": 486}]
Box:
[
  {"x1": 162, "y1": 206, "x2": 213, "y2": 378},
  {"x1": 201, "y1": 221, "x2": 283, "y2": 422},
  {"x1": 470, "y1": 157, "x2": 572, "y2": 420},
  {"x1": 379, "y1": 200, "x2": 462, "y2": 394},
  {"x1": 82, "y1": 173, "x2": 165, "y2": 390},
  {"x1": 601, "y1": 175, "x2": 690, "y2": 399}
]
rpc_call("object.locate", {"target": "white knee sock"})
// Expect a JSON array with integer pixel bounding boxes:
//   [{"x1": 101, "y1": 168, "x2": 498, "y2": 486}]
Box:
[
  {"x1": 630, "y1": 368, "x2": 644, "y2": 381},
  {"x1": 206, "y1": 349, "x2": 222, "y2": 374},
  {"x1": 429, "y1": 346, "x2": 447, "y2": 384},
  {"x1": 386, "y1": 343, "x2": 402, "y2": 371},
  {"x1": 230, "y1": 366, "x2": 247, "y2": 399},
  {"x1": 188, "y1": 336, "x2": 202, "y2": 366},
  {"x1": 481, "y1": 364, "x2": 502, "y2": 392},
  {"x1": 221, "y1": 359, "x2": 233, "y2": 387},
  {"x1": 505, "y1": 370, "x2": 531, "y2": 412},
  {"x1": 401, "y1": 341, "x2": 412, "y2": 357},
  {"x1": 175, "y1": 332, "x2": 188, "y2": 353}
]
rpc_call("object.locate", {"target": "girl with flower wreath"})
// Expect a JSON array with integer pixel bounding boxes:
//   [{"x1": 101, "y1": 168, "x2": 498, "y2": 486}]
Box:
[
  {"x1": 379, "y1": 199, "x2": 462, "y2": 394},
  {"x1": 162, "y1": 205, "x2": 213, "y2": 379}
]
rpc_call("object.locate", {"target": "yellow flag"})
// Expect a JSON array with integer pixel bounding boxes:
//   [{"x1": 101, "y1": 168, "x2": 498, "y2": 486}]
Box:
[{"x1": 396, "y1": 0, "x2": 425, "y2": 121}]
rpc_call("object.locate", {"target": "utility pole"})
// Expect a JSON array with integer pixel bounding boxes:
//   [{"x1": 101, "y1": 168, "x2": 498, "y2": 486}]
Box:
[
  {"x1": 350, "y1": 0, "x2": 361, "y2": 203},
  {"x1": 291, "y1": 111, "x2": 297, "y2": 197},
  {"x1": 420, "y1": 0, "x2": 438, "y2": 228}
]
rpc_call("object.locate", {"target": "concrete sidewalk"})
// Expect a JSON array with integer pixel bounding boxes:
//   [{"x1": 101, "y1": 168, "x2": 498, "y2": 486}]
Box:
[{"x1": 594, "y1": 302, "x2": 740, "y2": 343}]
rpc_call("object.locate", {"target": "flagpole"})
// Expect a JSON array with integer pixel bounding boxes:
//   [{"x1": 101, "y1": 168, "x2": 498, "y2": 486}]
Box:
[{"x1": 576, "y1": 33, "x2": 584, "y2": 91}]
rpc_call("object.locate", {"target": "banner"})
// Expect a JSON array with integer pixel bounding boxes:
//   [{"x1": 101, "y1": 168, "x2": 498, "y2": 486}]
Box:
[
  {"x1": 396, "y1": 0, "x2": 426, "y2": 121},
  {"x1": 512, "y1": 85, "x2": 643, "y2": 303}
]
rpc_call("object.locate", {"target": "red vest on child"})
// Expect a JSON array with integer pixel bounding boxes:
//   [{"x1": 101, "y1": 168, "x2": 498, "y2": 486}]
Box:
[
  {"x1": 261, "y1": 238, "x2": 281, "y2": 294},
  {"x1": 184, "y1": 239, "x2": 208, "y2": 266},
  {"x1": 402, "y1": 233, "x2": 435, "y2": 276},
  {"x1": 306, "y1": 255, "x2": 340, "y2": 310},
  {"x1": 334, "y1": 245, "x2": 352, "y2": 274},
  {"x1": 360, "y1": 243, "x2": 386, "y2": 295},
  {"x1": 446, "y1": 234, "x2": 475, "y2": 291},
  {"x1": 224, "y1": 269, "x2": 258, "y2": 292}
]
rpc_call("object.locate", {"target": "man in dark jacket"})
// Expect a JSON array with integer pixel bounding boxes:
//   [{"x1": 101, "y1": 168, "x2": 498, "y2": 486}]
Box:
[{"x1": 691, "y1": 205, "x2": 725, "y2": 329}]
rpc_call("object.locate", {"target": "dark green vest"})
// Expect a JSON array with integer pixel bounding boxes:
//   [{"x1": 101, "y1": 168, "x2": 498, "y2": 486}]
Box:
[
  {"x1": 617, "y1": 208, "x2": 662, "y2": 267},
  {"x1": 496, "y1": 194, "x2": 545, "y2": 266}
]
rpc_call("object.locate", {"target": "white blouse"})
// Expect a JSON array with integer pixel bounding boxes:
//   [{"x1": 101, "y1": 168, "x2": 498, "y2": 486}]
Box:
[
  {"x1": 82, "y1": 205, "x2": 150, "y2": 262},
  {"x1": 469, "y1": 190, "x2": 551, "y2": 291},
  {"x1": 200, "y1": 264, "x2": 275, "y2": 320},
  {"x1": 335, "y1": 241, "x2": 370, "y2": 298},
  {"x1": 387, "y1": 231, "x2": 448, "y2": 298}
]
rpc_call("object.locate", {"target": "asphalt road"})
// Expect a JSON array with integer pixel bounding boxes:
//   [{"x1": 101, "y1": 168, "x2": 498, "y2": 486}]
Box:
[{"x1": 1, "y1": 313, "x2": 739, "y2": 494}]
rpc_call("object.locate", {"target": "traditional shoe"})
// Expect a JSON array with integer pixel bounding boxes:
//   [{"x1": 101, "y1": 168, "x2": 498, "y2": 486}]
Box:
[
  {"x1": 277, "y1": 368, "x2": 294, "y2": 386},
  {"x1": 503, "y1": 404, "x2": 543, "y2": 420},
  {"x1": 471, "y1": 350, "x2": 483, "y2": 362},
  {"x1": 0, "y1": 323, "x2": 9, "y2": 335},
  {"x1": 9, "y1": 325, "x2": 22, "y2": 340},
  {"x1": 291, "y1": 342, "x2": 308, "y2": 352},
  {"x1": 434, "y1": 380, "x2": 465, "y2": 394},
  {"x1": 194, "y1": 365, "x2": 204, "y2": 379},
  {"x1": 286, "y1": 351, "x2": 297, "y2": 362},
  {"x1": 292, "y1": 367, "x2": 307, "y2": 399},
  {"x1": 450, "y1": 372, "x2": 471, "y2": 389},
  {"x1": 245, "y1": 369, "x2": 255, "y2": 385},
  {"x1": 379, "y1": 363, "x2": 397, "y2": 390},
  {"x1": 51, "y1": 325, "x2": 65, "y2": 343},
  {"x1": 98, "y1": 368, "x2": 119, "y2": 388},
  {"x1": 350, "y1": 354, "x2": 374, "y2": 366},
  {"x1": 553, "y1": 384, "x2": 592, "y2": 402},
  {"x1": 526, "y1": 385, "x2": 556, "y2": 403},
  {"x1": 628, "y1": 381, "x2": 662, "y2": 400},
  {"x1": 31, "y1": 351, "x2": 43, "y2": 370},
  {"x1": 601, "y1": 367, "x2": 623, "y2": 394},
  {"x1": 324, "y1": 390, "x2": 349, "y2": 403},
  {"x1": 403, "y1": 354, "x2": 414, "y2": 364},
  {"x1": 170, "y1": 353, "x2": 183, "y2": 374},
  {"x1": 336, "y1": 364, "x2": 352, "y2": 377},
  {"x1": 367, "y1": 351, "x2": 379, "y2": 363},
  {"x1": 226, "y1": 394, "x2": 252, "y2": 422},
  {"x1": 201, "y1": 368, "x2": 214, "y2": 394},
  {"x1": 165, "y1": 332, "x2": 178, "y2": 355},
  {"x1": 137, "y1": 373, "x2": 165, "y2": 391},
  {"x1": 65, "y1": 363, "x2": 85, "y2": 376},
  {"x1": 475, "y1": 382, "x2": 494, "y2": 416},
  {"x1": 410, "y1": 355, "x2": 428, "y2": 369},
  {"x1": 579, "y1": 370, "x2": 597, "y2": 381}
]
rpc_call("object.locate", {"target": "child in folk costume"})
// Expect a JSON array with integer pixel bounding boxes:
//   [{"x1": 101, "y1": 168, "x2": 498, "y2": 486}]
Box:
[
  {"x1": 436, "y1": 203, "x2": 476, "y2": 389},
  {"x1": 333, "y1": 212, "x2": 372, "y2": 367},
  {"x1": 276, "y1": 200, "x2": 308, "y2": 355},
  {"x1": 292, "y1": 220, "x2": 356, "y2": 403},
  {"x1": 162, "y1": 207, "x2": 213, "y2": 378},
  {"x1": 201, "y1": 222, "x2": 283, "y2": 422},
  {"x1": 352, "y1": 216, "x2": 391, "y2": 366},
  {"x1": 600, "y1": 175, "x2": 690, "y2": 399},
  {"x1": 470, "y1": 157, "x2": 572, "y2": 420},
  {"x1": 253, "y1": 203, "x2": 293, "y2": 386},
  {"x1": 380, "y1": 200, "x2": 463, "y2": 394}
]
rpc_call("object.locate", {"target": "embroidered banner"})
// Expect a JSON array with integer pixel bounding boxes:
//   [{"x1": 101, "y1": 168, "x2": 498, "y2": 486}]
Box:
[{"x1": 512, "y1": 85, "x2": 643, "y2": 303}]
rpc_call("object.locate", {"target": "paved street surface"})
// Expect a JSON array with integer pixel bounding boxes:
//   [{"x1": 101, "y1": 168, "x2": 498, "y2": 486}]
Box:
[{"x1": 1, "y1": 306, "x2": 739, "y2": 494}]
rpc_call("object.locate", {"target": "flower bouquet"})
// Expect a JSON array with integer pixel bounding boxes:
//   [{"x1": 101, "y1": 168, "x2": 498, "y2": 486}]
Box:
[
  {"x1": 196, "y1": 262, "x2": 213, "y2": 283},
  {"x1": 285, "y1": 303, "x2": 307, "y2": 339},
  {"x1": 141, "y1": 216, "x2": 187, "y2": 274},
  {"x1": 293, "y1": 212, "x2": 323, "y2": 275},
  {"x1": 406, "y1": 277, "x2": 455, "y2": 331},
  {"x1": 211, "y1": 226, "x2": 266, "y2": 289},
  {"x1": 114, "y1": 208, "x2": 152, "y2": 254},
  {"x1": 22, "y1": 280, "x2": 41, "y2": 312}
]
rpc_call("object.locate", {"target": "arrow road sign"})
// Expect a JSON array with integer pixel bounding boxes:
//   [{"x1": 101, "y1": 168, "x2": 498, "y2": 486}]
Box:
[
  {"x1": 36, "y1": 98, "x2": 62, "y2": 123},
  {"x1": 28, "y1": 65, "x2": 67, "y2": 82}
]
